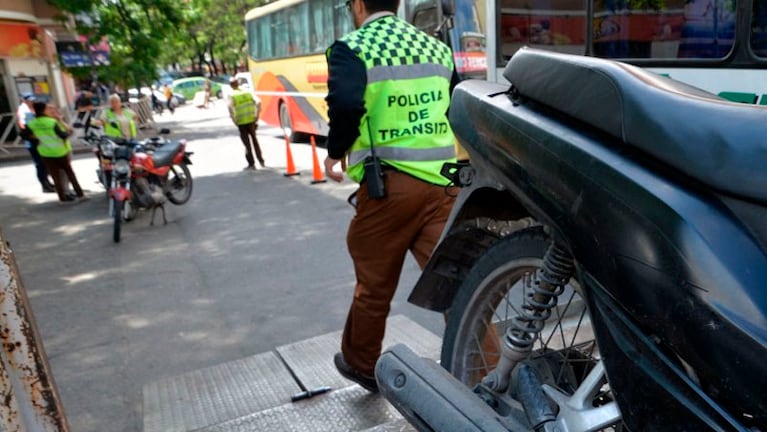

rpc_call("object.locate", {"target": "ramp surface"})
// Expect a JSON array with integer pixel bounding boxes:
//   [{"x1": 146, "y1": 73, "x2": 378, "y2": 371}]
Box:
[{"x1": 143, "y1": 315, "x2": 438, "y2": 431}]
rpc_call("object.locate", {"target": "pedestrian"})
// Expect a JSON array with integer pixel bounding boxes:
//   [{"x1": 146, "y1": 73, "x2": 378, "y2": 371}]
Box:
[
  {"x1": 16, "y1": 93, "x2": 55, "y2": 193},
  {"x1": 74, "y1": 88, "x2": 95, "y2": 127},
  {"x1": 227, "y1": 78, "x2": 264, "y2": 170},
  {"x1": 163, "y1": 84, "x2": 175, "y2": 114},
  {"x1": 94, "y1": 94, "x2": 137, "y2": 139},
  {"x1": 26, "y1": 102, "x2": 88, "y2": 204},
  {"x1": 323, "y1": 0, "x2": 459, "y2": 392},
  {"x1": 202, "y1": 79, "x2": 211, "y2": 108}
]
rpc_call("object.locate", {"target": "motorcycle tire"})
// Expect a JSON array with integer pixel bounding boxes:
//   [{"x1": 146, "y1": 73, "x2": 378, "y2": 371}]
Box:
[
  {"x1": 113, "y1": 198, "x2": 123, "y2": 243},
  {"x1": 166, "y1": 163, "x2": 193, "y2": 205},
  {"x1": 441, "y1": 226, "x2": 622, "y2": 431}
]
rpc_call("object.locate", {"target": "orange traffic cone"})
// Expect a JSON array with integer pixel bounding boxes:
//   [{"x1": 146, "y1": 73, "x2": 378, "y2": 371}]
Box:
[
  {"x1": 310, "y1": 136, "x2": 327, "y2": 184},
  {"x1": 283, "y1": 133, "x2": 300, "y2": 177}
]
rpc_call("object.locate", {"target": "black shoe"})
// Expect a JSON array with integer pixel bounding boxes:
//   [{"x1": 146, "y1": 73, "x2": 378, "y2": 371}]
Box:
[
  {"x1": 259, "y1": 160, "x2": 266, "y2": 168},
  {"x1": 42, "y1": 185, "x2": 56, "y2": 193},
  {"x1": 333, "y1": 352, "x2": 378, "y2": 392},
  {"x1": 58, "y1": 196, "x2": 77, "y2": 205},
  {"x1": 243, "y1": 165, "x2": 256, "y2": 171}
]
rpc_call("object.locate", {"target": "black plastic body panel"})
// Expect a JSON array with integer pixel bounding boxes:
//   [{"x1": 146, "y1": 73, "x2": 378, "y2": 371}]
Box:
[{"x1": 421, "y1": 77, "x2": 767, "y2": 428}]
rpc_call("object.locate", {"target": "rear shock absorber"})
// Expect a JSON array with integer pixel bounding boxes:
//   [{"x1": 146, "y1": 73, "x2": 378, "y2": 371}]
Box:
[{"x1": 481, "y1": 242, "x2": 575, "y2": 392}]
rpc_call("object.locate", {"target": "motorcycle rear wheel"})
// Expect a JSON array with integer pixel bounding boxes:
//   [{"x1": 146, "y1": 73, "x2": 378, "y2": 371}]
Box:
[
  {"x1": 113, "y1": 198, "x2": 123, "y2": 243},
  {"x1": 441, "y1": 226, "x2": 622, "y2": 431},
  {"x1": 166, "y1": 163, "x2": 193, "y2": 205}
]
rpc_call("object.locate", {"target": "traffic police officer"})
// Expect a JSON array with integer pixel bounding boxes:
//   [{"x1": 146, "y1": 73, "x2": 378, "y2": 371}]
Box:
[
  {"x1": 324, "y1": 0, "x2": 459, "y2": 392},
  {"x1": 228, "y1": 79, "x2": 264, "y2": 169},
  {"x1": 27, "y1": 102, "x2": 87, "y2": 203}
]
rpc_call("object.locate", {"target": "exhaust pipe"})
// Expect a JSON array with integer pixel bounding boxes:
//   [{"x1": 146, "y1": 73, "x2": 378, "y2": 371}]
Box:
[{"x1": 375, "y1": 344, "x2": 529, "y2": 432}]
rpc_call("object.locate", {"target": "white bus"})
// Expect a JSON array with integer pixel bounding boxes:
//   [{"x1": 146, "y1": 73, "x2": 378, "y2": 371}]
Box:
[{"x1": 411, "y1": 0, "x2": 767, "y2": 104}]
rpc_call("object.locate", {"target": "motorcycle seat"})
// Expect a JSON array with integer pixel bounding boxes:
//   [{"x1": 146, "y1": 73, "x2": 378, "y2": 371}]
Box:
[
  {"x1": 151, "y1": 141, "x2": 182, "y2": 167},
  {"x1": 503, "y1": 48, "x2": 767, "y2": 203}
]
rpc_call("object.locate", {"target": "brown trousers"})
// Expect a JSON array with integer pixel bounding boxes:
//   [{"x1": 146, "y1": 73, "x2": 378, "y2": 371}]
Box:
[
  {"x1": 342, "y1": 171, "x2": 456, "y2": 375},
  {"x1": 41, "y1": 154, "x2": 83, "y2": 201},
  {"x1": 237, "y1": 122, "x2": 264, "y2": 167}
]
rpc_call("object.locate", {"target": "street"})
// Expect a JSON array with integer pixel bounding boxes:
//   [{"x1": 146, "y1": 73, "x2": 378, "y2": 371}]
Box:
[{"x1": 0, "y1": 100, "x2": 444, "y2": 431}]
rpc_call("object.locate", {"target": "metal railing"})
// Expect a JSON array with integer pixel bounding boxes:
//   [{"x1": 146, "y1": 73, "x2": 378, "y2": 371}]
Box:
[{"x1": 0, "y1": 113, "x2": 22, "y2": 154}]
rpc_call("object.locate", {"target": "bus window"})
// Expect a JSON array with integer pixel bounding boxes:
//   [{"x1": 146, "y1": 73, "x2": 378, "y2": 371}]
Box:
[
  {"x1": 334, "y1": 0, "x2": 355, "y2": 39},
  {"x1": 273, "y1": 10, "x2": 290, "y2": 58},
  {"x1": 311, "y1": 0, "x2": 336, "y2": 52},
  {"x1": 500, "y1": 0, "x2": 587, "y2": 59},
  {"x1": 751, "y1": 0, "x2": 767, "y2": 57},
  {"x1": 592, "y1": 0, "x2": 689, "y2": 59},
  {"x1": 288, "y1": 3, "x2": 311, "y2": 54},
  {"x1": 676, "y1": 0, "x2": 736, "y2": 58}
]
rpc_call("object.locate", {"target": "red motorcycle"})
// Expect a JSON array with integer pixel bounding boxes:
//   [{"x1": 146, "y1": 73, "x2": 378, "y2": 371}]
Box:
[
  {"x1": 108, "y1": 135, "x2": 193, "y2": 242},
  {"x1": 79, "y1": 124, "x2": 193, "y2": 242}
]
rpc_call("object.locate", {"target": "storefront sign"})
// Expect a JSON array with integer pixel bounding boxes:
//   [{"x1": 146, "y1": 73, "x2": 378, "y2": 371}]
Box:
[
  {"x1": 55, "y1": 37, "x2": 110, "y2": 67},
  {"x1": 0, "y1": 22, "x2": 45, "y2": 59}
]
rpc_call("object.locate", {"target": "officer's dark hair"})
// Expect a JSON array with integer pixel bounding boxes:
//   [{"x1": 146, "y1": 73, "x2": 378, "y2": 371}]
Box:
[
  {"x1": 33, "y1": 101, "x2": 47, "y2": 116},
  {"x1": 363, "y1": 0, "x2": 399, "y2": 13}
]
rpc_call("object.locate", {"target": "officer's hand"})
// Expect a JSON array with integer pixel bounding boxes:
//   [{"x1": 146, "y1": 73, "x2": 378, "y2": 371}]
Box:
[{"x1": 324, "y1": 156, "x2": 344, "y2": 182}]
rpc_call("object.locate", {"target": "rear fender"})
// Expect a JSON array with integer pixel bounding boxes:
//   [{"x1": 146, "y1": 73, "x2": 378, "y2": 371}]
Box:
[{"x1": 407, "y1": 176, "x2": 533, "y2": 312}]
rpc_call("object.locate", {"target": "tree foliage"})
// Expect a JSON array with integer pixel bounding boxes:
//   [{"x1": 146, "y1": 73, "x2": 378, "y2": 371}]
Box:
[
  {"x1": 48, "y1": 0, "x2": 182, "y2": 89},
  {"x1": 164, "y1": 0, "x2": 268, "y2": 76},
  {"x1": 48, "y1": 0, "x2": 269, "y2": 89}
]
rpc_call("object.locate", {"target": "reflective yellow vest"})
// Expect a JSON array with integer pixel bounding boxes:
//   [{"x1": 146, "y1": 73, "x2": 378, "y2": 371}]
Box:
[
  {"x1": 333, "y1": 15, "x2": 456, "y2": 185},
  {"x1": 103, "y1": 109, "x2": 137, "y2": 138},
  {"x1": 26, "y1": 116, "x2": 69, "y2": 158},
  {"x1": 231, "y1": 90, "x2": 256, "y2": 125}
]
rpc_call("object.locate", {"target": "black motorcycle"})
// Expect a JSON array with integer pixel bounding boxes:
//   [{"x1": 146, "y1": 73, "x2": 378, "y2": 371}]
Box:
[{"x1": 375, "y1": 48, "x2": 767, "y2": 431}]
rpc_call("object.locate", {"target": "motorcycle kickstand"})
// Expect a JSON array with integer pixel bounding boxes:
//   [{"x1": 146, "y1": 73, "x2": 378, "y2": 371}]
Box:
[{"x1": 150, "y1": 204, "x2": 167, "y2": 226}]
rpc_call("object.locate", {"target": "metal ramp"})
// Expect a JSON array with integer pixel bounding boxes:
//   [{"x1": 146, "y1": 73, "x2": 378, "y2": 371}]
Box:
[{"x1": 143, "y1": 315, "x2": 440, "y2": 431}]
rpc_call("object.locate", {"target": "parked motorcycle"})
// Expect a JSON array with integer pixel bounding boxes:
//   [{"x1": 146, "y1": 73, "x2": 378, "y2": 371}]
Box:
[
  {"x1": 79, "y1": 124, "x2": 193, "y2": 242},
  {"x1": 375, "y1": 48, "x2": 767, "y2": 431}
]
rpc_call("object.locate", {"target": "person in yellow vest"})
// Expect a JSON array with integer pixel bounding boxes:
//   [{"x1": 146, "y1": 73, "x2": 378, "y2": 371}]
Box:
[
  {"x1": 94, "y1": 94, "x2": 137, "y2": 139},
  {"x1": 163, "y1": 84, "x2": 175, "y2": 115},
  {"x1": 227, "y1": 78, "x2": 264, "y2": 170},
  {"x1": 323, "y1": 0, "x2": 459, "y2": 392},
  {"x1": 26, "y1": 102, "x2": 87, "y2": 204}
]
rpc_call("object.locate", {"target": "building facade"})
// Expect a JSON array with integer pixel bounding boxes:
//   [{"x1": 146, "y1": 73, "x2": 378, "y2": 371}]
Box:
[{"x1": 0, "y1": 0, "x2": 78, "y2": 145}]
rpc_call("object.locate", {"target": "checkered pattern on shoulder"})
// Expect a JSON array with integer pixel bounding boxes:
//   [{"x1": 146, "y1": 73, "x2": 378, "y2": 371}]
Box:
[{"x1": 341, "y1": 16, "x2": 453, "y2": 69}]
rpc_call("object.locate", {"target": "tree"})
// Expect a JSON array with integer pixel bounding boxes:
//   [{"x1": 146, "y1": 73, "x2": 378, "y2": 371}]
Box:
[
  {"x1": 48, "y1": 0, "x2": 182, "y2": 90},
  {"x1": 49, "y1": 0, "x2": 268, "y2": 88},
  {"x1": 160, "y1": 0, "x2": 268, "y2": 77}
]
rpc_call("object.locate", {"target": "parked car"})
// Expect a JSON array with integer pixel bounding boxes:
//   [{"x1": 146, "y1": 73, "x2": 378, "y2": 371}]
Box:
[
  {"x1": 171, "y1": 77, "x2": 222, "y2": 100},
  {"x1": 211, "y1": 75, "x2": 233, "y2": 99},
  {"x1": 128, "y1": 87, "x2": 186, "y2": 106}
]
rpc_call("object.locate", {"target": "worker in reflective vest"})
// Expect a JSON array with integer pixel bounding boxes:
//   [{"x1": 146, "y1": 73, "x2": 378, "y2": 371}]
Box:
[
  {"x1": 26, "y1": 102, "x2": 87, "y2": 204},
  {"x1": 227, "y1": 79, "x2": 264, "y2": 170},
  {"x1": 95, "y1": 94, "x2": 137, "y2": 139},
  {"x1": 323, "y1": 0, "x2": 459, "y2": 392}
]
